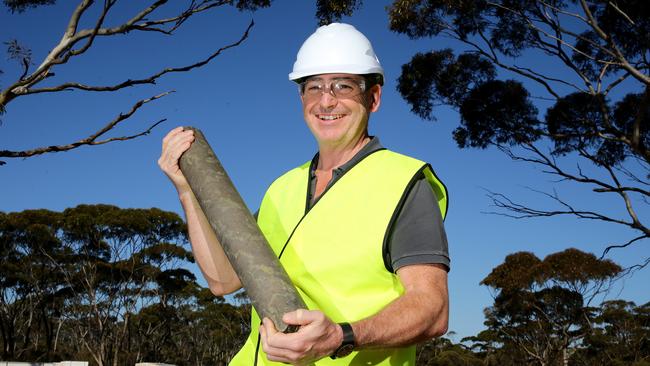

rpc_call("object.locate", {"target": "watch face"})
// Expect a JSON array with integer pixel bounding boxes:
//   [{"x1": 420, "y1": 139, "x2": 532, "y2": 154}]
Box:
[{"x1": 335, "y1": 343, "x2": 354, "y2": 358}]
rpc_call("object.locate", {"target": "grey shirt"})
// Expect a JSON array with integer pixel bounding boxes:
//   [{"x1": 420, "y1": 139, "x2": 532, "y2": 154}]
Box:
[{"x1": 307, "y1": 137, "x2": 450, "y2": 272}]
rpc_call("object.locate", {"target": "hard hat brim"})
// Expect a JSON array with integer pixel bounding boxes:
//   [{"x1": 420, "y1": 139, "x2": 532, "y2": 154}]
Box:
[{"x1": 289, "y1": 64, "x2": 384, "y2": 82}]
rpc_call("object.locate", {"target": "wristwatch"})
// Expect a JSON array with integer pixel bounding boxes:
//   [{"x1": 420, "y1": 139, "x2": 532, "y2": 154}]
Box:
[{"x1": 330, "y1": 322, "x2": 355, "y2": 359}]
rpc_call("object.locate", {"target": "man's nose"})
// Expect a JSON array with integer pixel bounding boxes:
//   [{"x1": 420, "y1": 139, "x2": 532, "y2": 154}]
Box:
[{"x1": 318, "y1": 88, "x2": 338, "y2": 109}]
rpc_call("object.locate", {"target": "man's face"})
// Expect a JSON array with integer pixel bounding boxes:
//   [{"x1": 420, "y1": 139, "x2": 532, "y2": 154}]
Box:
[{"x1": 300, "y1": 73, "x2": 381, "y2": 149}]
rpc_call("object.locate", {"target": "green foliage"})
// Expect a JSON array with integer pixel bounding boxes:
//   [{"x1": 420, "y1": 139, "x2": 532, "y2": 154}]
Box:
[
  {"x1": 315, "y1": 0, "x2": 363, "y2": 26},
  {"x1": 416, "y1": 336, "x2": 484, "y2": 365},
  {"x1": 3, "y1": 0, "x2": 56, "y2": 13},
  {"x1": 540, "y1": 248, "x2": 621, "y2": 285},
  {"x1": 4, "y1": 40, "x2": 31, "y2": 67},
  {"x1": 480, "y1": 251, "x2": 542, "y2": 291},
  {"x1": 456, "y1": 79, "x2": 541, "y2": 148},
  {"x1": 388, "y1": 0, "x2": 490, "y2": 40},
  {"x1": 572, "y1": 300, "x2": 650, "y2": 365},
  {"x1": 386, "y1": 0, "x2": 650, "y2": 168},
  {"x1": 458, "y1": 248, "x2": 647, "y2": 365},
  {"x1": 396, "y1": 49, "x2": 495, "y2": 120},
  {"x1": 233, "y1": 0, "x2": 273, "y2": 11},
  {"x1": 2, "y1": 207, "x2": 647, "y2": 364},
  {"x1": 317, "y1": 2, "x2": 650, "y2": 258},
  {"x1": 0, "y1": 204, "x2": 250, "y2": 365}
]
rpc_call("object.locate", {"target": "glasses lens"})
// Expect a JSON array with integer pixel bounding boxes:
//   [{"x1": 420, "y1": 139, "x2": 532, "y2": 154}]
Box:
[
  {"x1": 300, "y1": 78, "x2": 366, "y2": 100},
  {"x1": 302, "y1": 80, "x2": 323, "y2": 97},
  {"x1": 333, "y1": 79, "x2": 362, "y2": 96}
]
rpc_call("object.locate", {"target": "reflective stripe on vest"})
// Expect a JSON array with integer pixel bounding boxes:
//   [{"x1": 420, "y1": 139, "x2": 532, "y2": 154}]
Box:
[{"x1": 229, "y1": 149, "x2": 447, "y2": 366}]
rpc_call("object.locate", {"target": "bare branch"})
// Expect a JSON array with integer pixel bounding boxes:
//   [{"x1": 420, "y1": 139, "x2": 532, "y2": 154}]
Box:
[
  {"x1": 490, "y1": 1, "x2": 619, "y2": 63},
  {"x1": 486, "y1": 144, "x2": 650, "y2": 237},
  {"x1": 601, "y1": 235, "x2": 647, "y2": 257},
  {"x1": 1, "y1": 2, "x2": 249, "y2": 108},
  {"x1": 0, "y1": 2, "x2": 260, "y2": 164},
  {"x1": 537, "y1": 0, "x2": 588, "y2": 23},
  {"x1": 476, "y1": 3, "x2": 624, "y2": 98},
  {"x1": 458, "y1": 29, "x2": 563, "y2": 99},
  {"x1": 63, "y1": 0, "x2": 116, "y2": 61},
  {"x1": 607, "y1": 1, "x2": 635, "y2": 26},
  {"x1": 602, "y1": 68, "x2": 630, "y2": 95},
  {"x1": 534, "y1": 6, "x2": 596, "y2": 93},
  {"x1": 0, "y1": 92, "x2": 171, "y2": 162},
  {"x1": 24, "y1": 20, "x2": 256, "y2": 96},
  {"x1": 514, "y1": 63, "x2": 585, "y2": 92},
  {"x1": 484, "y1": 187, "x2": 630, "y2": 226},
  {"x1": 615, "y1": 162, "x2": 650, "y2": 188},
  {"x1": 133, "y1": 0, "x2": 232, "y2": 34},
  {"x1": 579, "y1": 0, "x2": 650, "y2": 86},
  {"x1": 587, "y1": 150, "x2": 648, "y2": 233},
  {"x1": 623, "y1": 256, "x2": 650, "y2": 273},
  {"x1": 513, "y1": 144, "x2": 650, "y2": 199}
]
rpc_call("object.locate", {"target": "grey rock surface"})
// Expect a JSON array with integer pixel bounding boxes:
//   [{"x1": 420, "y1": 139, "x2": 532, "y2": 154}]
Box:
[{"x1": 179, "y1": 128, "x2": 305, "y2": 333}]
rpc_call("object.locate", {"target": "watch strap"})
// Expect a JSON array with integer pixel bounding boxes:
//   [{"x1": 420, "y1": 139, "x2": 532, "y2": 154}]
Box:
[{"x1": 330, "y1": 322, "x2": 355, "y2": 359}]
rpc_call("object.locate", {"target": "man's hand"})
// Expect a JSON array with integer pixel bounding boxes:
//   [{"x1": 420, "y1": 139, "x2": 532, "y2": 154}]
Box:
[
  {"x1": 158, "y1": 126, "x2": 195, "y2": 195},
  {"x1": 260, "y1": 309, "x2": 343, "y2": 365}
]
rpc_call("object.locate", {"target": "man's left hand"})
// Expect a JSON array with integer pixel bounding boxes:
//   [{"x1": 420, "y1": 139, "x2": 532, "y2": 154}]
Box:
[{"x1": 260, "y1": 309, "x2": 343, "y2": 365}]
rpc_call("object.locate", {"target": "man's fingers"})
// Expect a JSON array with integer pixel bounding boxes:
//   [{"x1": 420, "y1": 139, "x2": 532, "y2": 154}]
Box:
[
  {"x1": 161, "y1": 126, "x2": 185, "y2": 146},
  {"x1": 262, "y1": 317, "x2": 278, "y2": 335},
  {"x1": 166, "y1": 130, "x2": 194, "y2": 151},
  {"x1": 170, "y1": 140, "x2": 192, "y2": 161},
  {"x1": 161, "y1": 129, "x2": 194, "y2": 165},
  {"x1": 261, "y1": 318, "x2": 305, "y2": 363},
  {"x1": 262, "y1": 339, "x2": 305, "y2": 363},
  {"x1": 262, "y1": 317, "x2": 307, "y2": 352},
  {"x1": 162, "y1": 127, "x2": 193, "y2": 150},
  {"x1": 283, "y1": 309, "x2": 321, "y2": 326}
]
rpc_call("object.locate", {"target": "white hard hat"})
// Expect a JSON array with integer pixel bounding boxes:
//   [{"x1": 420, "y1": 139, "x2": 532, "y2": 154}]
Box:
[{"x1": 289, "y1": 23, "x2": 384, "y2": 84}]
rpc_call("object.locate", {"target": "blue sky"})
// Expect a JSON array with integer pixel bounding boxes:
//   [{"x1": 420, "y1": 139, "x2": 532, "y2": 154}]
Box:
[{"x1": 1, "y1": 1, "x2": 647, "y2": 340}]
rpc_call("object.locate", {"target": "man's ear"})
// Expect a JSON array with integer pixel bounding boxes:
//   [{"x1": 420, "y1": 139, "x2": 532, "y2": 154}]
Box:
[{"x1": 368, "y1": 84, "x2": 382, "y2": 112}]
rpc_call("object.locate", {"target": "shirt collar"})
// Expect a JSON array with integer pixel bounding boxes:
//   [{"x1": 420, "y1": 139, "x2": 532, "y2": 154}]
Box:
[{"x1": 310, "y1": 136, "x2": 384, "y2": 176}]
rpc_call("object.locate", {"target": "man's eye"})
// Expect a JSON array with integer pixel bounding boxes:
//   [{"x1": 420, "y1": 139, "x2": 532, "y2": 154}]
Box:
[
  {"x1": 305, "y1": 84, "x2": 322, "y2": 93},
  {"x1": 334, "y1": 82, "x2": 356, "y2": 94}
]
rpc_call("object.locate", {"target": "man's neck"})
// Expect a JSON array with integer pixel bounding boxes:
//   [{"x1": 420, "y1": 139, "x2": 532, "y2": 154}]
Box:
[{"x1": 316, "y1": 135, "x2": 370, "y2": 172}]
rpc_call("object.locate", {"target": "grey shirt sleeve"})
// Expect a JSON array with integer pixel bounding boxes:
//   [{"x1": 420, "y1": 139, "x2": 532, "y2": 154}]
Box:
[{"x1": 387, "y1": 174, "x2": 450, "y2": 272}]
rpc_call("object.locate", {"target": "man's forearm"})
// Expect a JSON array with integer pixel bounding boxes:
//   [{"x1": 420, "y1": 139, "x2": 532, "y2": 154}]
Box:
[
  {"x1": 352, "y1": 264, "x2": 449, "y2": 348},
  {"x1": 179, "y1": 190, "x2": 242, "y2": 295},
  {"x1": 259, "y1": 265, "x2": 449, "y2": 364}
]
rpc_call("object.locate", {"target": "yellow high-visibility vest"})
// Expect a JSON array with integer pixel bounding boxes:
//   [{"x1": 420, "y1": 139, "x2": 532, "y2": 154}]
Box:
[{"x1": 229, "y1": 149, "x2": 447, "y2": 366}]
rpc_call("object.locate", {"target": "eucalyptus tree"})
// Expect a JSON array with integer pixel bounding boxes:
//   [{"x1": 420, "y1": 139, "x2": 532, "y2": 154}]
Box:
[
  {"x1": 0, "y1": 0, "x2": 271, "y2": 164},
  {"x1": 316, "y1": 0, "x2": 650, "y2": 265},
  {"x1": 0, "y1": 205, "x2": 198, "y2": 366},
  {"x1": 478, "y1": 248, "x2": 621, "y2": 365}
]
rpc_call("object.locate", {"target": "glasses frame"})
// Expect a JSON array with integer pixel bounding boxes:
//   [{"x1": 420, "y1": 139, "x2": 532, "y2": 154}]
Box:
[{"x1": 299, "y1": 77, "x2": 368, "y2": 101}]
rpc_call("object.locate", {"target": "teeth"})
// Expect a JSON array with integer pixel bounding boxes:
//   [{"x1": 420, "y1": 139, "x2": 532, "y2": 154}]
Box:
[{"x1": 319, "y1": 115, "x2": 343, "y2": 120}]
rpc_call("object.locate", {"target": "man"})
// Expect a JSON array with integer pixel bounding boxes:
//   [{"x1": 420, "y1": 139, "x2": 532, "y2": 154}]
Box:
[{"x1": 158, "y1": 23, "x2": 450, "y2": 365}]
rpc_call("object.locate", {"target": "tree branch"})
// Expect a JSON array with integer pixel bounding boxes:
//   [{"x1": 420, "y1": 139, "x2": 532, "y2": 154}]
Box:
[
  {"x1": 484, "y1": 187, "x2": 634, "y2": 227},
  {"x1": 484, "y1": 144, "x2": 650, "y2": 238},
  {"x1": 458, "y1": 27, "x2": 562, "y2": 99},
  {"x1": 1, "y1": 2, "x2": 250, "y2": 108},
  {"x1": 0, "y1": 2, "x2": 258, "y2": 164},
  {"x1": 601, "y1": 235, "x2": 647, "y2": 257},
  {"x1": 23, "y1": 20, "x2": 255, "y2": 96},
  {"x1": 579, "y1": 0, "x2": 650, "y2": 86},
  {"x1": 606, "y1": 1, "x2": 635, "y2": 26},
  {"x1": 0, "y1": 92, "x2": 171, "y2": 163}
]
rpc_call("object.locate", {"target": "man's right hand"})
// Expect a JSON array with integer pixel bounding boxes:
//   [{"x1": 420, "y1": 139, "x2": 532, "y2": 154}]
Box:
[{"x1": 158, "y1": 126, "x2": 195, "y2": 195}]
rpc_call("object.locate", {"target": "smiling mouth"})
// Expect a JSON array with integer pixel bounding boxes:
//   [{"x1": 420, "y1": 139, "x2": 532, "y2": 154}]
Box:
[{"x1": 317, "y1": 114, "x2": 345, "y2": 121}]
